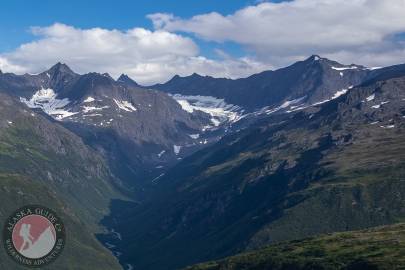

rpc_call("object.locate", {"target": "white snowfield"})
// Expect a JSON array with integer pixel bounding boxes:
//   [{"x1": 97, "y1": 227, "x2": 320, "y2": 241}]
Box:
[
  {"x1": 310, "y1": 87, "x2": 351, "y2": 106},
  {"x1": 171, "y1": 94, "x2": 242, "y2": 126},
  {"x1": 331, "y1": 65, "x2": 381, "y2": 71},
  {"x1": 82, "y1": 105, "x2": 110, "y2": 113},
  {"x1": 83, "y1": 96, "x2": 95, "y2": 103},
  {"x1": 331, "y1": 88, "x2": 349, "y2": 99},
  {"x1": 20, "y1": 88, "x2": 78, "y2": 120},
  {"x1": 189, "y1": 134, "x2": 200, "y2": 139},
  {"x1": 380, "y1": 125, "x2": 395, "y2": 129},
  {"x1": 366, "y1": 94, "x2": 375, "y2": 102},
  {"x1": 157, "y1": 150, "x2": 166, "y2": 158},
  {"x1": 372, "y1": 101, "x2": 390, "y2": 109},
  {"x1": 265, "y1": 96, "x2": 306, "y2": 114},
  {"x1": 113, "y1": 99, "x2": 137, "y2": 112},
  {"x1": 331, "y1": 66, "x2": 359, "y2": 71},
  {"x1": 279, "y1": 87, "x2": 352, "y2": 113},
  {"x1": 173, "y1": 145, "x2": 181, "y2": 155}
]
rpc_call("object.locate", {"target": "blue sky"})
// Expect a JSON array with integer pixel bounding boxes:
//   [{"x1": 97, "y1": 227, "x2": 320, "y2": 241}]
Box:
[
  {"x1": 0, "y1": 0, "x2": 262, "y2": 53},
  {"x1": 0, "y1": 0, "x2": 404, "y2": 85}
]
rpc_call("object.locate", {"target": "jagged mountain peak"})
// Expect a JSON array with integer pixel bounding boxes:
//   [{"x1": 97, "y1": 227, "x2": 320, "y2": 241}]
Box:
[
  {"x1": 101, "y1": 72, "x2": 114, "y2": 80},
  {"x1": 167, "y1": 72, "x2": 212, "y2": 83},
  {"x1": 154, "y1": 55, "x2": 370, "y2": 110},
  {"x1": 190, "y1": 72, "x2": 203, "y2": 77},
  {"x1": 117, "y1": 74, "x2": 139, "y2": 87},
  {"x1": 307, "y1": 54, "x2": 324, "y2": 61},
  {"x1": 303, "y1": 55, "x2": 367, "y2": 70},
  {"x1": 82, "y1": 72, "x2": 115, "y2": 82},
  {"x1": 46, "y1": 62, "x2": 76, "y2": 77}
]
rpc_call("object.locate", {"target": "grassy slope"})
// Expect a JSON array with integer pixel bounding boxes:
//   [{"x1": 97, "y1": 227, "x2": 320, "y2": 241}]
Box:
[
  {"x1": 111, "y1": 77, "x2": 405, "y2": 270},
  {"x1": 0, "y1": 94, "x2": 122, "y2": 269},
  {"x1": 186, "y1": 223, "x2": 405, "y2": 270},
  {"x1": 247, "y1": 124, "x2": 405, "y2": 247}
]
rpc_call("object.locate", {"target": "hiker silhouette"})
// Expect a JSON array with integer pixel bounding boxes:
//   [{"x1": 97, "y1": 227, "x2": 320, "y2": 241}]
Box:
[{"x1": 19, "y1": 223, "x2": 34, "y2": 252}]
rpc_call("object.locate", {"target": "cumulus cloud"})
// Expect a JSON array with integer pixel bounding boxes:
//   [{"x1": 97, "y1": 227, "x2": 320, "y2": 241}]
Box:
[
  {"x1": 0, "y1": 23, "x2": 269, "y2": 85},
  {"x1": 2, "y1": 1, "x2": 405, "y2": 84},
  {"x1": 0, "y1": 57, "x2": 27, "y2": 74},
  {"x1": 148, "y1": 0, "x2": 405, "y2": 67}
]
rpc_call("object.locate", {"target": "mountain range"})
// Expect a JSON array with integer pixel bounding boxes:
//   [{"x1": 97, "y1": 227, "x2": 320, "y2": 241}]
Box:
[
  {"x1": 96, "y1": 61, "x2": 405, "y2": 269},
  {"x1": 0, "y1": 55, "x2": 404, "y2": 269}
]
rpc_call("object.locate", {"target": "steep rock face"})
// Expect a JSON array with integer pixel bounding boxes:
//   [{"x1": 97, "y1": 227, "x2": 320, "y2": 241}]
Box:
[
  {"x1": 152, "y1": 56, "x2": 371, "y2": 110},
  {"x1": 102, "y1": 69, "x2": 405, "y2": 270},
  {"x1": 0, "y1": 58, "x2": 387, "y2": 193},
  {"x1": 117, "y1": 74, "x2": 140, "y2": 87},
  {"x1": 0, "y1": 65, "x2": 212, "y2": 194},
  {"x1": 0, "y1": 93, "x2": 122, "y2": 270}
]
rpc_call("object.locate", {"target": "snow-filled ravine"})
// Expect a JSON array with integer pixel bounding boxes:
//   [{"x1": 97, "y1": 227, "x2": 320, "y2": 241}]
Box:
[
  {"x1": 170, "y1": 94, "x2": 243, "y2": 126},
  {"x1": 20, "y1": 88, "x2": 77, "y2": 120}
]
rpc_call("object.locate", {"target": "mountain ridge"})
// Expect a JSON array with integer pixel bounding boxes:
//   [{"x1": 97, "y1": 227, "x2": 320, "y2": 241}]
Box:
[
  {"x1": 0, "y1": 91, "x2": 122, "y2": 270},
  {"x1": 150, "y1": 55, "x2": 373, "y2": 110},
  {"x1": 99, "y1": 66, "x2": 405, "y2": 270}
]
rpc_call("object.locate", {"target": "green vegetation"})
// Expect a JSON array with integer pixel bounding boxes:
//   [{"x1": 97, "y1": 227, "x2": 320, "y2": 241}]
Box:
[
  {"x1": 109, "y1": 77, "x2": 405, "y2": 269},
  {"x1": 0, "y1": 95, "x2": 122, "y2": 270},
  {"x1": 186, "y1": 223, "x2": 405, "y2": 270}
]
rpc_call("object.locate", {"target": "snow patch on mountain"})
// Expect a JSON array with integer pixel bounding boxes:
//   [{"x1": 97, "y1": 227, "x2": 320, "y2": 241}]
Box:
[
  {"x1": 189, "y1": 134, "x2": 200, "y2": 139},
  {"x1": 83, "y1": 113, "x2": 103, "y2": 117},
  {"x1": 367, "y1": 67, "x2": 382, "y2": 70},
  {"x1": 173, "y1": 145, "x2": 181, "y2": 155},
  {"x1": 264, "y1": 96, "x2": 306, "y2": 114},
  {"x1": 113, "y1": 99, "x2": 137, "y2": 112},
  {"x1": 171, "y1": 94, "x2": 242, "y2": 126},
  {"x1": 331, "y1": 66, "x2": 359, "y2": 71},
  {"x1": 152, "y1": 173, "x2": 165, "y2": 183},
  {"x1": 311, "y1": 87, "x2": 351, "y2": 106},
  {"x1": 20, "y1": 88, "x2": 77, "y2": 120},
  {"x1": 331, "y1": 88, "x2": 349, "y2": 99},
  {"x1": 82, "y1": 105, "x2": 110, "y2": 113},
  {"x1": 285, "y1": 87, "x2": 352, "y2": 113},
  {"x1": 380, "y1": 125, "x2": 395, "y2": 129},
  {"x1": 157, "y1": 150, "x2": 166, "y2": 158},
  {"x1": 83, "y1": 96, "x2": 95, "y2": 103},
  {"x1": 366, "y1": 94, "x2": 375, "y2": 101}
]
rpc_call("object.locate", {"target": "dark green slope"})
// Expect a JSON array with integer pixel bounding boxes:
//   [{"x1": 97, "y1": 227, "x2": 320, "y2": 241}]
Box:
[
  {"x1": 106, "y1": 73, "x2": 405, "y2": 269},
  {"x1": 185, "y1": 223, "x2": 405, "y2": 270},
  {"x1": 0, "y1": 93, "x2": 122, "y2": 270}
]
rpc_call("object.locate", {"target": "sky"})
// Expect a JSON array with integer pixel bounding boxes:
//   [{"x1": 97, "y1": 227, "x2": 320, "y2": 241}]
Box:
[{"x1": 1, "y1": 0, "x2": 405, "y2": 85}]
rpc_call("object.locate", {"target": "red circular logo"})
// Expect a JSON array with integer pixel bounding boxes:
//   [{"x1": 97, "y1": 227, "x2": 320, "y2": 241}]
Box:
[
  {"x1": 12, "y1": 215, "x2": 57, "y2": 259},
  {"x1": 3, "y1": 205, "x2": 65, "y2": 267}
]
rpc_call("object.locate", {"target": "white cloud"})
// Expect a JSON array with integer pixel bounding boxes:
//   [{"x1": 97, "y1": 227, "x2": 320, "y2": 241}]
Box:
[
  {"x1": 2, "y1": 0, "x2": 405, "y2": 84},
  {"x1": 0, "y1": 23, "x2": 269, "y2": 85},
  {"x1": 148, "y1": 0, "x2": 405, "y2": 67},
  {"x1": 0, "y1": 56, "x2": 27, "y2": 74}
]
